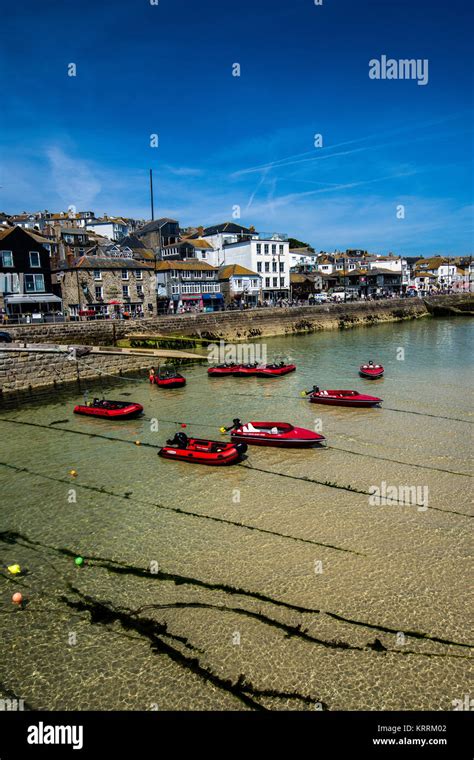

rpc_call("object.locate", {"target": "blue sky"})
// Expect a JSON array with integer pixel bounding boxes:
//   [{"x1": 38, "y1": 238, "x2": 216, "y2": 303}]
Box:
[{"x1": 1, "y1": 0, "x2": 473, "y2": 255}]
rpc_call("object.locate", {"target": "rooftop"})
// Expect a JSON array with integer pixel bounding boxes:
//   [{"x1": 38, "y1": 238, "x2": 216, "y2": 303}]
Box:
[
  {"x1": 218, "y1": 264, "x2": 260, "y2": 279},
  {"x1": 56, "y1": 256, "x2": 154, "y2": 271},
  {"x1": 155, "y1": 260, "x2": 216, "y2": 272}
]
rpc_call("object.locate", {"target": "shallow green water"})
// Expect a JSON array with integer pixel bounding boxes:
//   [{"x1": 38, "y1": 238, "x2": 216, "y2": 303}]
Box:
[{"x1": 0, "y1": 317, "x2": 472, "y2": 711}]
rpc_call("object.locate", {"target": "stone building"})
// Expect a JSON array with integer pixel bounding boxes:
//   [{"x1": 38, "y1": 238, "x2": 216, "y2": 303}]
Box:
[{"x1": 55, "y1": 255, "x2": 156, "y2": 319}]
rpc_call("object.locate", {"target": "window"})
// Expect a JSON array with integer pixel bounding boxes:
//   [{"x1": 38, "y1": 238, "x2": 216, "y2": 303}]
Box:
[
  {"x1": 279, "y1": 245, "x2": 284, "y2": 255},
  {"x1": 181, "y1": 283, "x2": 201, "y2": 294},
  {"x1": 135, "y1": 270, "x2": 142, "y2": 280},
  {"x1": 272, "y1": 262, "x2": 277, "y2": 272},
  {"x1": 280, "y1": 277, "x2": 285, "y2": 287},
  {"x1": 24, "y1": 274, "x2": 45, "y2": 292},
  {"x1": 171, "y1": 284, "x2": 180, "y2": 294},
  {"x1": 182, "y1": 270, "x2": 192, "y2": 278},
  {"x1": 93, "y1": 270, "x2": 102, "y2": 280},
  {"x1": 137, "y1": 284, "x2": 144, "y2": 296},
  {"x1": 256, "y1": 244, "x2": 262, "y2": 254},
  {"x1": 264, "y1": 262, "x2": 270, "y2": 272},
  {"x1": 279, "y1": 262, "x2": 284, "y2": 272},
  {"x1": 251, "y1": 279, "x2": 258, "y2": 288},
  {"x1": 0, "y1": 251, "x2": 13, "y2": 267},
  {"x1": 265, "y1": 277, "x2": 270, "y2": 287},
  {"x1": 273, "y1": 277, "x2": 278, "y2": 287},
  {"x1": 121, "y1": 270, "x2": 129, "y2": 280},
  {"x1": 264, "y1": 244, "x2": 269, "y2": 254},
  {"x1": 206, "y1": 271, "x2": 214, "y2": 278},
  {"x1": 122, "y1": 285, "x2": 130, "y2": 298},
  {"x1": 202, "y1": 283, "x2": 219, "y2": 293},
  {"x1": 271, "y1": 244, "x2": 276, "y2": 255},
  {"x1": 235, "y1": 279, "x2": 242, "y2": 289},
  {"x1": 29, "y1": 251, "x2": 41, "y2": 267},
  {"x1": 95, "y1": 286, "x2": 103, "y2": 300},
  {"x1": 257, "y1": 262, "x2": 262, "y2": 272}
]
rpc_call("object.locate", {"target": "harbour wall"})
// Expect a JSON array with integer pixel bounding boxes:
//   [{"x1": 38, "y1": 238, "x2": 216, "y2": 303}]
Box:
[
  {"x1": 4, "y1": 295, "x2": 472, "y2": 346},
  {"x1": 0, "y1": 346, "x2": 153, "y2": 398}
]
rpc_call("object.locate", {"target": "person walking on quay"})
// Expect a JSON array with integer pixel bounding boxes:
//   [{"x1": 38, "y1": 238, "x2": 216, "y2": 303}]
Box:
[{"x1": 149, "y1": 367, "x2": 156, "y2": 384}]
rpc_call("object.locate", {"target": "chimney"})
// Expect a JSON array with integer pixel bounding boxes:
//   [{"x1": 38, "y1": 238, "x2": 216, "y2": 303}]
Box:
[{"x1": 198, "y1": 226, "x2": 204, "y2": 237}]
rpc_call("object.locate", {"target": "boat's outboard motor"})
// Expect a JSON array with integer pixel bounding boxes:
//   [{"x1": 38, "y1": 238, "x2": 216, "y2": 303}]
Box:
[
  {"x1": 235, "y1": 442, "x2": 248, "y2": 456},
  {"x1": 166, "y1": 431, "x2": 188, "y2": 448}
]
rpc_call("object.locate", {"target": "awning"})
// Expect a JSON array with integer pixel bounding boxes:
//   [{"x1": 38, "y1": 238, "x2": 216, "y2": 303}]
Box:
[
  {"x1": 202, "y1": 293, "x2": 224, "y2": 300},
  {"x1": 4, "y1": 294, "x2": 62, "y2": 304}
]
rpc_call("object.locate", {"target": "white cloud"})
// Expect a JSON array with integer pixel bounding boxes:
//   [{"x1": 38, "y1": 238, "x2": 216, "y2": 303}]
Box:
[{"x1": 46, "y1": 147, "x2": 102, "y2": 209}]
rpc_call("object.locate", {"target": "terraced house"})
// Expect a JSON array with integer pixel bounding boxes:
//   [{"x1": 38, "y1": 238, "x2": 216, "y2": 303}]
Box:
[
  {"x1": 0, "y1": 226, "x2": 62, "y2": 321},
  {"x1": 155, "y1": 260, "x2": 223, "y2": 313},
  {"x1": 55, "y1": 255, "x2": 156, "y2": 319}
]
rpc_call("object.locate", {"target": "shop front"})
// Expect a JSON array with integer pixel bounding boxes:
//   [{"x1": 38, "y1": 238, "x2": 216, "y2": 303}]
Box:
[
  {"x1": 202, "y1": 293, "x2": 224, "y2": 311},
  {"x1": 4, "y1": 293, "x2": 63, "y2": 323},
  {"x1": 181, "y1": 294, "x2": 202, "y2": 311}
]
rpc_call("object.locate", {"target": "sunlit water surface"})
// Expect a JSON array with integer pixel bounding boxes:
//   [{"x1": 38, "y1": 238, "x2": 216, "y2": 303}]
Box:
[{"x1": 0, "y1": 318, "x2": 472, "y2": 710}]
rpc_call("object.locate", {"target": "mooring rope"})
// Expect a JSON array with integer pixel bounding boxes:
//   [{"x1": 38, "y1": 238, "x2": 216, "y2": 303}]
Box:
[
  {"x1": 0, "y1": 414, "x2": 470, "y2": 479},
  {"x1": 0, "y1": 419, "x2": 471, "y2": 516}
]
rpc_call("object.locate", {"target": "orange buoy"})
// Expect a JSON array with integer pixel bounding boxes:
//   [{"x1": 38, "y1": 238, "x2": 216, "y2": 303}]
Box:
[{"x1": 12, "y1": 592, "x2": 23, "y2": 605}]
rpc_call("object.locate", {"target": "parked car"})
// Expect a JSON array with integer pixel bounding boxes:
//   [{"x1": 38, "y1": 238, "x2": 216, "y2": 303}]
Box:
[
  {"x1": 0, "y1": 331, "x2": 13, "y2": 343},
  {"x1": 313, "y1": 293, "x2": 328, "y2": 303}
]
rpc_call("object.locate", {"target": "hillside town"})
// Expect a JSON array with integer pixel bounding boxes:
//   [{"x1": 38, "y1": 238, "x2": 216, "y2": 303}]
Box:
[{"x1": 0, "y1": 209, "x2": 472, "y2": 323}]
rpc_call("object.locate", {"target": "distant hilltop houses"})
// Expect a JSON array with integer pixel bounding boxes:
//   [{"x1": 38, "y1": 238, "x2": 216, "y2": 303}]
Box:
[{"x1": 0, "y1": 210, "x2": 472, "y2": 323}]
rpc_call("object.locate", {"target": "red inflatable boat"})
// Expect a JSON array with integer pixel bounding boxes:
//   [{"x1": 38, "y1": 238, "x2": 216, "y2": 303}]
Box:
[
  {"x1": 232, "y1": 363, "x2": 296, "y2": 377},
  {"x1": 359, "y1": 363, "x2": 384, "y2": 379},
  {"x1": 307, "y1": 389, "x2": 382, "y2": 407},
  {"x1": 230, "y1": 420, "x2": 325, "y2": 448},
  {"x1": 159, "y1": 432, "x2": 247, "y2": 465},
  {"x1": 208, "y1": 364, "x2": 241, "y2": 377},
  {"x1": 154, "y1": 370, "x2": 186, "y2": 388},
  {"x1": 74, "y1": 399, "x2": 144, "y2": 419}
]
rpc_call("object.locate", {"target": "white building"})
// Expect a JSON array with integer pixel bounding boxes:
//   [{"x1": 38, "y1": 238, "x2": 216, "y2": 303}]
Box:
[
  {"x1": 436, "y1": 263, "x2": 457, "y2": 289},
  {"x1": 369, "y1": 257, "x2": 410, "y2": 287},
  {"x1": 289, "y1": 247, "x2": 318, "y2": 269},
  {"x1": 86, "y1": 218, "x2": 129, "y2": 241},
  {"x1": 218, "y1": 264, "x2": 262, "y2": 306},
  {"x1": 197, "y1": 224, "x2": 290, "y2": 301}
]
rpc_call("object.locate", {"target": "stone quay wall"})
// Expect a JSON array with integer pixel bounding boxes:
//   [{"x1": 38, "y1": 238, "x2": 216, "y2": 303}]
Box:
[
  {"x1": 0, "y1": 345, "x2": 152, "y2": 397},
  {"x1": 2, "y1": 295, "x2": 455, "y2": 345}
]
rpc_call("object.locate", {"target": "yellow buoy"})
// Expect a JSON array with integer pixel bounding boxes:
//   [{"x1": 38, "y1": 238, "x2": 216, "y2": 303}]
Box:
[
  {"x1": 135, "y1": 440, "x2": 141, "y2": 446},
  {"x1": 300, "y1": 391, "x2": 307, "y2": 397},
  {"x1": 69, "y1": 470, "x2": 78, "y2": 477},
  {"x1": 219, "y1": 426, "x2": 227, "y2": 434},
  {"x1": 7, "y1": 564, "x2": 21, "y2": 575}
]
